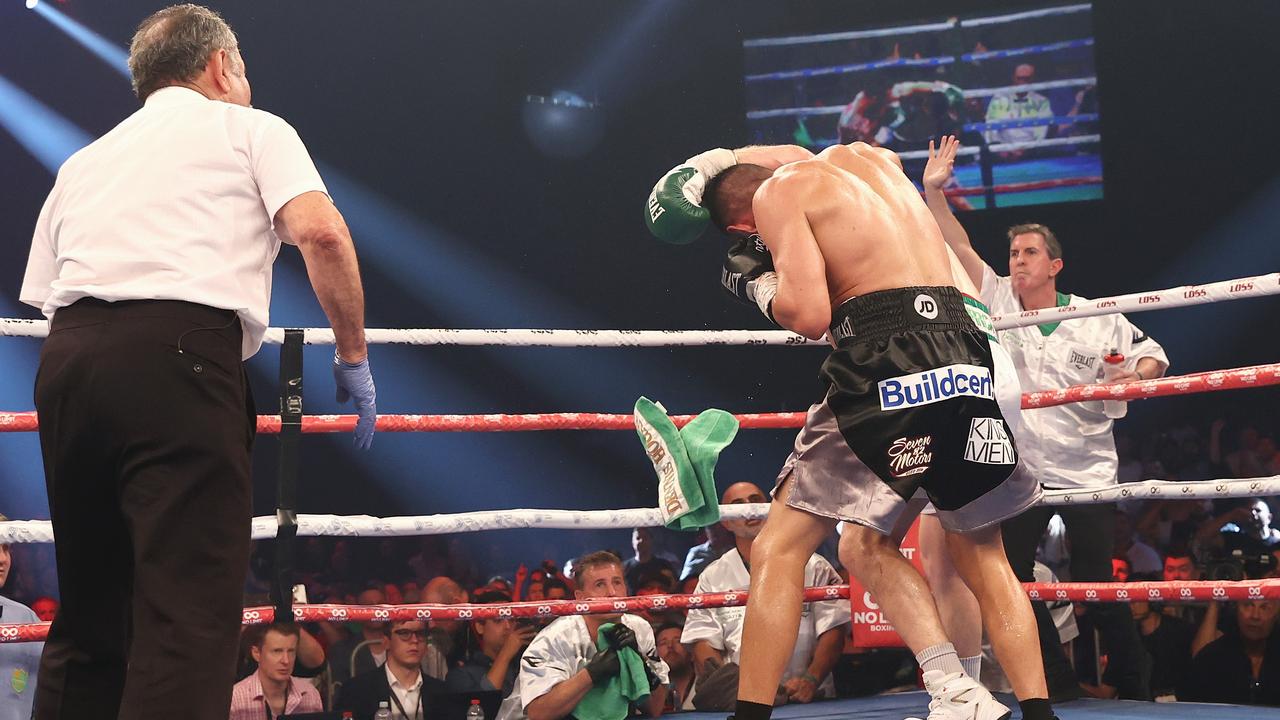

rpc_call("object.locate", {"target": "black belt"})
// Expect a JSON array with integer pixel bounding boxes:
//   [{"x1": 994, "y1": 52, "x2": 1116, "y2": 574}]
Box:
[{"x1": 829, "y1": 285, "x2": 971, "y2": 345}]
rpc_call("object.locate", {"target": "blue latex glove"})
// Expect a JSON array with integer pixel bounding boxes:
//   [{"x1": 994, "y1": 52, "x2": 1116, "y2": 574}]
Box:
[{"x1": 333, "y1": 352, "x2": 376, "y2": 449}]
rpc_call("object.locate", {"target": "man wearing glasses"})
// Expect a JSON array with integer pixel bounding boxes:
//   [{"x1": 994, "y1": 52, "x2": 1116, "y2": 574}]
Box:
[{"x1": 336, "y1": 620, "x2": 444, "y2": 719}]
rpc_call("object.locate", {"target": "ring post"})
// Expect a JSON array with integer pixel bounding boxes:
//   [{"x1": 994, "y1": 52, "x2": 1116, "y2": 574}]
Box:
[
  {"x1": 272, "y1": 329, "x2": 303, "y2": 623},
  {"x1": 978, "y1": 140, "x2": 997, "y2": 209}
]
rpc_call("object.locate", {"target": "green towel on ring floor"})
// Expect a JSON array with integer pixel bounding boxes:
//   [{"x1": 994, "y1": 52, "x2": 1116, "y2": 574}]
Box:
[
  {"x1": 572, "y1": 622, "x2": 650, "y2": 720},
  {"x1": 633, "y1": 397, "x2": 739, "y2": 530}
]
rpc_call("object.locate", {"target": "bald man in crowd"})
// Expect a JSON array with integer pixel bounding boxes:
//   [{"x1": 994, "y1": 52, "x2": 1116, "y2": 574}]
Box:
[
  {"x1": 984, "y1": 63, "x2": 1053, "y2": 149},
  {"x1": 423, "y1": 576, "x2": 469, "y2": 679},
  {"x1": 682, "y1": 483, "x2": 848, "y2": 710}
]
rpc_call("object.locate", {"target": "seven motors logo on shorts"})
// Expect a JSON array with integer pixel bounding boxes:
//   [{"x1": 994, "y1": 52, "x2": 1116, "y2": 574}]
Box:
[
  {"x1": 887, "y1": 435, "x2": 933, "y2": 478},
  {"x1": 964, "y1": 417, "x2": 1016, "y2": 465},
  {"x1": 878, "y1": 364, "x2": 994, "y2": 410}
]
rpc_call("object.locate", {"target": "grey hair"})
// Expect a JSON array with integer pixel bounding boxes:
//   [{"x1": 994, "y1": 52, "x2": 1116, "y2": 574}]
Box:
[{"x1": 128, "y1": 4, "x2": 240, "y2": 101}]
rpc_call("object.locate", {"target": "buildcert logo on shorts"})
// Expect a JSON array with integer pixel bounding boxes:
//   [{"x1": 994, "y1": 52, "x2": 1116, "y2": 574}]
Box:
[{"x1": 878, "y1": 364, "x2": 994, "y2": 410}]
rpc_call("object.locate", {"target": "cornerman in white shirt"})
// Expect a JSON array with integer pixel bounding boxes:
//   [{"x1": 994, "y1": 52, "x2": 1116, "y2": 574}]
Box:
[
  {"x1": 19, "y1": 6, "x2": 376, "y2": 719},
  {"x1": 497, "y1": 551, "x2": 670, "y2": 720},
  {"x1": 923, "y1": 136, "x2": 1168, "y2": 701},
  {"x1": 682, "y1": 483, "x2": 848, "y2": 709}
]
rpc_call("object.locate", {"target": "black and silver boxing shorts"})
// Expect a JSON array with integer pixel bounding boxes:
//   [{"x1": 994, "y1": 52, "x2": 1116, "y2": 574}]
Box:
[{"x1": 773, "y1": 285, "x2": 1041, "y2": 535}]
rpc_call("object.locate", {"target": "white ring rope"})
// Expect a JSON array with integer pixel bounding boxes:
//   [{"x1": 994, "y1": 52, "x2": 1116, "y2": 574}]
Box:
[
  {"x1": 744, "y1": 4, "x2": 1090, "y2": 48},
  {"x1": 745, "y1": 35, "x2": 1094, "y2": 83},
  {"x1": 962, "y1": 76, "x2": 1097, "y2": 99},
  {"x1": 2, "y1": 272, "x2": 1270, "y2": 347},
  {"x1": 1, "y1": 476, "x2": 1275, "y2": 544},
  {"x1": 896, "y1": 134, "x2": 1100, "y2": 161},
  {"x1": 746, "y1": 77, "x2": 1098, "y2": 120},
  {"x1": 962, "y1": 3, "x2": 1092, "y2": 28},
  {"x1": 745, "y1": 20, "x2": 956, "y2": 48},
  {"x1": 989, "y1": 272, "x2": 1278, "y2": 329}
]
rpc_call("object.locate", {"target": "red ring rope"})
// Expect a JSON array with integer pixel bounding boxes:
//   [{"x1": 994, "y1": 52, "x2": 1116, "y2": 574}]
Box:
[
  {"x1": 0, "y1": 362, "x2": 1274, "y2": 434},
  {"x1": 943, "y1": 176, "x2": 1102, "y2": 197},
  {"x1": 1, "y1": 580, "x2": 1277, "y2": 643}
]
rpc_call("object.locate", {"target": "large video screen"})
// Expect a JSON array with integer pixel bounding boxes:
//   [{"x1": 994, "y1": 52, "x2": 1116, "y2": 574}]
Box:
[{"x1": 743, "y1": 3, "x2": 1100, "y2": 209}]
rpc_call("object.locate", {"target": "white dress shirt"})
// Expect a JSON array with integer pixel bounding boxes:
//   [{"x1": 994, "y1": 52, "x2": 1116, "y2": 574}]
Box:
[
  {"x1": 385, "y1": 663, "x2": 424, "y2": 720},
  {"x1": 21, "y1": 86, "x2": 328, "y2": 358},
  {"x1": 496, "y1": 613, "x2": 669, "y2": 720},
  {"x1": 981, "y1": 265, "x2": 1169, "y2": 489},
  {"x1": 681, "y1": 549, "x2": 848, "y2": 696}
]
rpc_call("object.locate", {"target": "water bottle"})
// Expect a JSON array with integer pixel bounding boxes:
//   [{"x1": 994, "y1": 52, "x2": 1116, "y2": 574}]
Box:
[
  {"x1": 1102, "y1": 349, "x2": 1128, "y2": 419},
  {"x1": 373, "y1": 701, "x2": 392, "y2": 720},
  {"x1": 466, "y1": 698, "x2": 486, "y2": 720}
]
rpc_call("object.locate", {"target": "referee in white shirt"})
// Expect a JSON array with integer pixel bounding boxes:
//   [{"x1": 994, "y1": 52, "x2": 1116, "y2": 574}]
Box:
[
  {"x1": 923, "y1": 137, "x2": 1166, "y2": 700},
  {"x1": 19, "y1": 6, "x2": 376, "y2": 719}
]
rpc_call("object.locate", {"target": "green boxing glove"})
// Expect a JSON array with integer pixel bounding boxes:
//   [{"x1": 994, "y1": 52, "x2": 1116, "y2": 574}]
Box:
[{"x1": 644, "y1": 148, "x2": 738, "y2": 245}]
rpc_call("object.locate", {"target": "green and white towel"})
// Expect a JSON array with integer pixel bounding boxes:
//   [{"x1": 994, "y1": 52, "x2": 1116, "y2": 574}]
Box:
[
  {"x1": 572, "y1": 623, "x2": 650, "y2": 720},
  {"x1": 633, "y1": 397, "x2": 739, "y2": 530}
]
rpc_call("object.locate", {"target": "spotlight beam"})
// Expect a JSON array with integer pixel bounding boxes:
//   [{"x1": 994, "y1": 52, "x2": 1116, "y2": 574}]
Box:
[
  {"x1": 31, "y1": 2, "x2": 130, "y2": 77},
  {"x1": 0, "y1": 75, "x2": 92, "y2": 173}
]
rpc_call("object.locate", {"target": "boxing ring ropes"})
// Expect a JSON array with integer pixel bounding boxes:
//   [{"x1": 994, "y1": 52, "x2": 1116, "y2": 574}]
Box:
[{"x1": 0, "y1": 269, "x2": 1275, "y2": 652}]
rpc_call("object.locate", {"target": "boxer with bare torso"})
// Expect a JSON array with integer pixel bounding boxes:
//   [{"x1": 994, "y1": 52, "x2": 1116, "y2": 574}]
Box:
[{"x1": 646, "y1": 143, "x2": 1055, "y2": 720}]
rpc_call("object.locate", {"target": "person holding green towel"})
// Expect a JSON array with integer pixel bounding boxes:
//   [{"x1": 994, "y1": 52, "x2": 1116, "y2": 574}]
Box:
[{"x1": 496, "y1": 551, "x2": 670, "y2": 720}]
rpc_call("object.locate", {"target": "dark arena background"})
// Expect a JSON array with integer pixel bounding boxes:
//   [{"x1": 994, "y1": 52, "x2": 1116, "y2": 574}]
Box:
[{"x1": 1, "y1": 1, "x2": 1279, "y2": 715}]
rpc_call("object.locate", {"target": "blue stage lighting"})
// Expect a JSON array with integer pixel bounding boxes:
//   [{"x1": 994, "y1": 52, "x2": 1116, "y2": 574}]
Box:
[
  {"x1": 318, "y1": 163, "x2": 581, "y2": 326},
  {"x1": 32, "y1": 2, "x2": 130, "y2": 77},
  {"x1": 0, "y1": 75, "x2": 91, "y2": 174}
]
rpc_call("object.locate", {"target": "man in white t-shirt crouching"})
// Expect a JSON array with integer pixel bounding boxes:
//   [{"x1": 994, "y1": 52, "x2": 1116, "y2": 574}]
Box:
[
  {"x1": 682, "y1": 483, "x2": 848, "y2": 710},
  {"x1": 497, "y1": 551, "x2": 670, "y2": 720}
]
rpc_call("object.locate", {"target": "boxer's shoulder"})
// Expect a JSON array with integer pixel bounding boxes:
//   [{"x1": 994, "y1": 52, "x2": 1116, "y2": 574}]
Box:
[
  {"x1": 752, "y1": 166, "x2": 839, "y2": 221},
  {"x1": 760, "y1": 160, "x2": 837, "y2": 193}
]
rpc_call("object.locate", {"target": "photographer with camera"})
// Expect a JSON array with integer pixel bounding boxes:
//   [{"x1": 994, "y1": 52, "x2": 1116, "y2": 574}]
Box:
[
  {"x1": 1196, "y1": 499, "x2": 1280, "y2": 559},
  {"x1": 1191, "y1": 552, "x2": 1277, "y2": 657},
  {"x1": 448, "y1": 590, "x2": 537, "y2": 697},
  {"x1": 1224, "y1": 499, "x2": 1280, "y2": 556}
]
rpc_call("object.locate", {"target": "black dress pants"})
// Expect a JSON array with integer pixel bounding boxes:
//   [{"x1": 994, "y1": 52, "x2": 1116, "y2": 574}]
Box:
[
  {"x1": 1002, "y1": 502, "x2": 1152, "y2": 700},
  {"x1": 33, "y1": 299, "x2": 255, "y2": 720}
]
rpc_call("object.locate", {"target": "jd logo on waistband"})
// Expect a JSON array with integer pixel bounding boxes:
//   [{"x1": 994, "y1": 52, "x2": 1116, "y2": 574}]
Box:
[
  {"x1": 879, "y1": 364, "x2": 994, "y2": 410},
  {"x1": 914, "y1": 293, "x2": 938, "y2": 319}
]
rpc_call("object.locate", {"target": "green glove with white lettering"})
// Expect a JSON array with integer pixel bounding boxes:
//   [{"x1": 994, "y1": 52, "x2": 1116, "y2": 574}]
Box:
[{"x1": 644, "y1": 148, "x2": 738, "y2": 245}]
